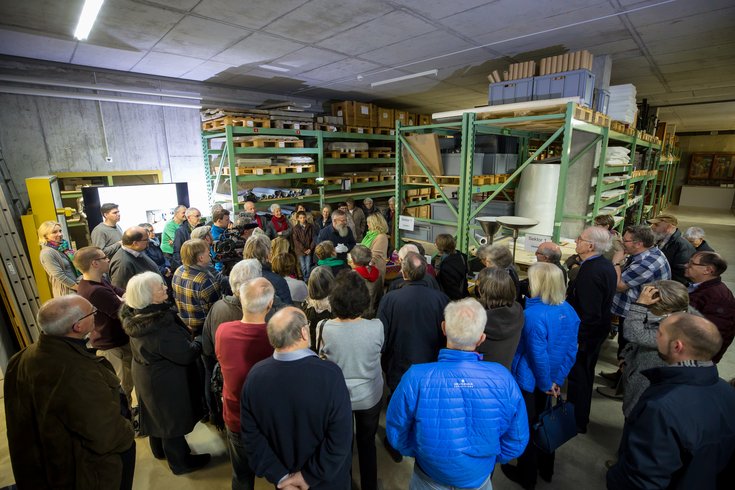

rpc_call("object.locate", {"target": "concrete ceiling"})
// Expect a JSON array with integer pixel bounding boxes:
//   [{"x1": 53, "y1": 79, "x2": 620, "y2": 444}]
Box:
[{"x1": 0, "y1": 0, "x2": 734, "y2": 131}]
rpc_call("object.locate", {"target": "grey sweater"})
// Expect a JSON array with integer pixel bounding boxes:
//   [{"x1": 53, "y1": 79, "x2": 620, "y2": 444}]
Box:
[
  {"x1": 39, "y1": 246, "x2": 78, "y2": 297},
  {"x1": 91, "y1": 223, "x2": 123, "y2": 258},
  {"x1": 319, "y1": 318, "x2": 384, "y2": 410}
]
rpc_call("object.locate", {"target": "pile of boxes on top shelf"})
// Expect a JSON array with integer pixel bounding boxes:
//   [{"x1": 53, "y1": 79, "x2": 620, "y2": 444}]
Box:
[{"x1": 328, "y1": 100, "x2": 433, "y2": 134}]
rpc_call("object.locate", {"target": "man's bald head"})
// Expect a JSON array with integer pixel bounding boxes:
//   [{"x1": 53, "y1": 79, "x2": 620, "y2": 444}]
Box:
[
  {"x1": 122, "y1": 226, "x2": 149, "y2": 250},
  {"x1": 38, "y1": 296, "x2": 94, "y2": 338},
  {"x1": 401, "y1": 251, "x2": 426, "y2": 282},
  {"x1": 266, "y1": 307, "x2": 308, "y2": 350},
  {"x1": 536, "y1": 242, "x2": 562, "y2": 264},
  {"x1": 659, "y1": 312, "x2": 722, "y2": 362},
  {"x1": 240, "y1": 277, "x2": 275, "y2": 314}
]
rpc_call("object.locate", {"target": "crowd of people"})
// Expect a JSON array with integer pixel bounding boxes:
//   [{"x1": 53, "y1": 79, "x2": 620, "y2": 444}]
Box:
[{"x1": 5, "y1": 200, "x2": 735, "y2": 489}]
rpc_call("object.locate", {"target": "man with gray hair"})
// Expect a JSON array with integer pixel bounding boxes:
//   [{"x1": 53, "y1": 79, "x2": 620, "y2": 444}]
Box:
[
  {"x1": 4, "y1": 295, "x2": 136, "y2": 489},
  {"x1": 388, "y1": 243, "x2": 440, "y2": 291},
  {"x1": 608, "y1": 313, "x2": 735, "y2": 489},
  {"x1": 241, "y1": 307, "x2": 353, "y2": 489},
  {"x1": 216, "y1": 277, "x2": 275, "y2": 490},
  {"x1": 386, "y1": 297, "x2": 528, "y2": 489},
  {"x1": 317, "y1": 208, "x2": 356, "y2": 261},
  {"x1": 172, "y1": 207, "x2": 202, "y2": 270},
  {"x1": 566, "y1": 226, "x2": 618, "y2": 433}
]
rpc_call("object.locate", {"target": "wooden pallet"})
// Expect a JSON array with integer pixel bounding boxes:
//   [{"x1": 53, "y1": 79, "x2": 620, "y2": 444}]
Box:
[
  {"x1": 573, "y1": 105, "x2": 610, "y2": 127},
  {"x1": 327, "y1": 150, "x2": 370, "y2": 159},
  {"x1": 223, "y1": 166, "x2": 286, "y2": 176},
  {"x1": 283, "y1": 164, "x2": 316, "y2": 174},
  {"x1": 202, "y1": 116, "x2": 271, "y2": 130},
  {"x1": 272, "y1": 120, "x2": 315, "y2": 130},
  {"x1": 236, "y1": 138, "x2": 305, "y2": 148},
  {"x1": 369, "y1": 150, "x2": 395, "y2": 158},
  {"x1": 346, "y1": 126, "x2": 373, "y2": 134},
  {"x1": 316, "y1": 123, "x2": 342, "y2": 132},
  {"x1": 407, "y1": 195, "x2": 432, "y2": 203},
  {"x1": 373, "y1": 128, "x2": 396, "y2": 135},
  {"x1": 404, "y1": 174, "x2": 499, "y2": 186},
  {"x1": 379, "y1": 173, "x2": 395, "y2": 181}
]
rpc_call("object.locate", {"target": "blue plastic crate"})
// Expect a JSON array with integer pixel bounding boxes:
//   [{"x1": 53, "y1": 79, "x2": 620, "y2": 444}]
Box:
[
  {"x1": 489, "y1": 77, "x2": 534, "y2": 105},
  {"x1": 533, "y1": 69, "x2": 596, "y2": 107},
  {"x1": 594, "y1": 88, "x2": 610, "y2": 114}
]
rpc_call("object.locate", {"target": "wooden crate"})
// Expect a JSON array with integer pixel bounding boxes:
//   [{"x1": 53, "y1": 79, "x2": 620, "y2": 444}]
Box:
[
  {"x1": 235, "y1": 138, "x2": 304, "y2": 148},
  {"x1": 377, "y1": 107, "x2": 395, "y2": 128},
  {"x1": 202, "y1": 116, "x2": 271, "y2": 130},
  {"x1": 331, "y1": 101, "x2": 374, "y2": 127},
  {"x1": 327, "y1": 149, "x2": 370, "y2": 159},
  {"x1": 346, "y1": 126, "x2": 373, "y2": 134}
]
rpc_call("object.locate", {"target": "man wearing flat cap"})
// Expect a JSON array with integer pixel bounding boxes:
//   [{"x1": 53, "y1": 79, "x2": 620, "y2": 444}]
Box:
[{"x1": 648, "y1": 213, "x2": 695, "y2": 285}]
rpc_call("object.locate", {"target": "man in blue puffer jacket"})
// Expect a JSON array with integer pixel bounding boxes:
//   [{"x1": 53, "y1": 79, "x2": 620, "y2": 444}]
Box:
[{"x1": 386, "y1": 298, "x2": 529, "y2": 489}]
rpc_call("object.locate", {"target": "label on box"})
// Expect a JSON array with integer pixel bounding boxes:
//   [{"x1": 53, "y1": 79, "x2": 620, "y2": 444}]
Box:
[
  {"x1": 399, "y1": 216, "x2": 415, "y2": 231},
  {"x1": 256, "y1": 169, "x2": 264, "y2": 175},
  {"x1": 337, "y1": 110, "x2": 343, "y2": 117},
  {"x1": 525, "y1": 233, "x2": 550, "y2": 253},
  {"x1": 361, "y1": 106, "x2": 369, "y2": 115},
  {"x1": 296, "y1": 167, "x2": 302, "y2": 173},
  {"x1": 294, "y1": 123, "x2": 300, "y2": 129},
  {"x1": 247, "y1": 120, "x2": 254, "y2": 127},
  {"x1": 357, "y1": 128, "x2": 364, "y2": 133}
]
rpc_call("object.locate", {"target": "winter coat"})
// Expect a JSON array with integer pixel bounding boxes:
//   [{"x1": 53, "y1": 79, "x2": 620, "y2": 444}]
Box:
[
  {"x1": 350, "y1": 207, "x2": 366, "y2": 241},
  {"x1": 477, "y1": 302, "x2": 524, "y2": 370},
  {"x1": 435, "y1": 251, "x2": 469, "y2": 300},
  {"x1": 4, "y1": 334, "x2": 134, "y2": 489},
  {"x1": 316, "y1": 225, "x2": 356, "y2": 261},
  {"x1": 511, "y1": 297, "x2": 580, "y2": 393},
  {"x1": 659, "y1": 228, "x2": 696, "y2": 285},
  {"x1": 292, "y1": 222, "x2": 316, "y2": 257},
  {"x1": 267, "y1": 215, "x2": 292, "y2": 239},
  {"x1": 566, "y1": 254, "x2": 617, "y2": 341},
  {"x1": 367, "y1": 233, "x2": 389, "y2": 278},
  {"x1": 689, "y1": 277, "x2": 735, "y2": 363},
  {"x1": 607, "y1": 365, "x2": 735, "y2": 489},
  {"x1": 386, "y1": 349, "x2": 529, "y2": 488},
  {"x1": 120, "y1": 303, "x2": 204, "y2": 438}
]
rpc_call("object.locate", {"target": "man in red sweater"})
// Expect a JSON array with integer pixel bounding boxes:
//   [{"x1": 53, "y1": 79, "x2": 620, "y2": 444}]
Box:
[{"x1": 215, "y1": 277, "x2": 275, "y2": 490}]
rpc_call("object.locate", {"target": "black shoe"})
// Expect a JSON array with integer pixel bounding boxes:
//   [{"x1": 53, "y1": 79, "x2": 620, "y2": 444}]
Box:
[
  {"x1": 576, "y1": 424, "x2": 588, "y2": 434},
  {"x1": 538, "y1": 469, "x2": 553, "y2": 483},
  {"x1": 171, "y1": 453, "x2": 211, "y2": 475},
  {"x1": 382, "y1": 436, "x2": 403, "y2": 463},
  {"x1": 599, "y1": 370, "x2": 621, "y2": 383},
  {"x1": 501, "y1": 464, "x2": 535, "y2": 490},
  {"x1": 597, "y1": 386, "x2": 623, "y2": 400}
]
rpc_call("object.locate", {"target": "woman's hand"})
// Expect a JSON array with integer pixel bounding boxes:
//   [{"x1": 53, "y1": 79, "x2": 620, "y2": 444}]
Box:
[
  {"x1": 637, "y1": 285, "x2": 661, "y2": 306},
  {"x1": 545, "y1": 383, "x2": 561, "y2": 397}
]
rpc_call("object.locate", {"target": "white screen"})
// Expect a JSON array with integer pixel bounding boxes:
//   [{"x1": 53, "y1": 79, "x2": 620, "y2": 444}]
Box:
[{"x1": 97, "y1": 184, "x2": 181, "y2": 234}]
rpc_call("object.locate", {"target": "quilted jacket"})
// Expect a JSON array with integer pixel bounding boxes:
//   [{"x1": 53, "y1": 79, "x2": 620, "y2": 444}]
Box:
[
  {"x1": 511, "y1": 297, "x2": 580, "y2": 393},
  {"x1": 386, "y1": 349, "x2": 528, "y2": 488}
]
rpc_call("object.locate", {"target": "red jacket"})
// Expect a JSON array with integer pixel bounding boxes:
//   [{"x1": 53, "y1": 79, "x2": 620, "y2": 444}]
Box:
[{"x1": 689, "y1": 277, "x2": 735, "y2": 363}]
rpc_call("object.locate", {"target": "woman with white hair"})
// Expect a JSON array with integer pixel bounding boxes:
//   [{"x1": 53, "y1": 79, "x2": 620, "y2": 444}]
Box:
[
  {"x1": 683, "y1": 226, "x2": 714, "y2": 252},
  {"x1": 502, "y1": 262, "x2": 580, "y2": 489},
  {"x1": 37, "y1": 220, "x2": 80, "y2": 297},
  {"x1": 476, "y1": 243, "x2": 521, "y2": 300},
  {"x1": 120, "y1": 271, "x2": 210, "y2": 475},
  {"x1": 266, "y1": 203, "x2": 292, "y2": 239}
]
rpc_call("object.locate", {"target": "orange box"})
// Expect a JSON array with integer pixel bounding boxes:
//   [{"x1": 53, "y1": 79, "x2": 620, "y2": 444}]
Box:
[{"x1": 330, "y1": 101, "x2": 373, "y2": 127}]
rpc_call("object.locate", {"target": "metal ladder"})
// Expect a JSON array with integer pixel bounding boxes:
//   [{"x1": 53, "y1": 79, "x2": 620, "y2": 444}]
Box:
[{"x1": 0, "y1": 148, "x2": 41, "y2": 347}]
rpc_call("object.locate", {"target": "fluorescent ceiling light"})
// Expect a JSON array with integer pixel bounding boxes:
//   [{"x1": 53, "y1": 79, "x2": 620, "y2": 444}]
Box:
[
  {"x1": 258, "y1": 64, "x2": 290, "y2": 73},
  {"x1": 74, "y1": 0, "x2": 105, "y2": 41},
  {"x1": 370, "y1": 69, "x2": 438, "y2": 88}
]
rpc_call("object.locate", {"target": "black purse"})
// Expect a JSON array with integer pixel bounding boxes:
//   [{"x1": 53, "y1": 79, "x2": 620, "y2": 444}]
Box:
[{"x1": 533, "y1": 395, "x2": 577, "y2": 453}]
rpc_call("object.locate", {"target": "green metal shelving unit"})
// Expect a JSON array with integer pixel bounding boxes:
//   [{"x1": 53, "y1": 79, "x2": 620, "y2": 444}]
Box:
[
  {"x1": 201, "y1": 127, "x2": 396, "y2": 210},
  {"x1": 394, "y1": 101, "x2": 667, "y2": 253}
]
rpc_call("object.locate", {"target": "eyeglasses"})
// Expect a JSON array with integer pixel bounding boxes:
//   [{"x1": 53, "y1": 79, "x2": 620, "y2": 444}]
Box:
[
  {"x1": 575, "y1": 236, "x2": 592, "y2": 243},
  {"x1": 622, "y1": 239, "x2": 638, "y2": 243},
  {"x1": 687, "y1": 261, "x2": 707, "y2": 267},
  {"x1": 74, "y1": 307, "x2": 97, "y2": 325}
]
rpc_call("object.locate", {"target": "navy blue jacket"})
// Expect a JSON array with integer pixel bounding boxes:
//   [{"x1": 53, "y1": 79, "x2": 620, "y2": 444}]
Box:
[
  {"x1": 607, "y1": 365, "x2": 735, "y2": 489},
  {"x1": 316, "y1": 225, "x2": 355, "y2": 261},
  {"x1": 566, "y1": 255, "x2": 617, "y2": 341}
]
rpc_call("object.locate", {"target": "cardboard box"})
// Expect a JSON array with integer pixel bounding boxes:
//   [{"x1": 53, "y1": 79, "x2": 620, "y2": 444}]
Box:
[
  {"x1": 419, "y1": 114, "x2": 432, "y2": 126},
  {"x1": 407, "y1": 113, "x2": 418, "y2": 126},
  {"x1": 330, "y1": 101, "x2": 373, "y2": 127},
  {"x1": 378, "y1": 107, "x2": 395, "y2": 128},
  {"x1": 396, "y1": 111, "x2": 409, "y2": 126}
]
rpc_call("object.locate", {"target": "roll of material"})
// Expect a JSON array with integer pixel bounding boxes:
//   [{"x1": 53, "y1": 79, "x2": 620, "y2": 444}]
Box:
[
  {"x1": 477, "y1": 236, "x2": 488, "y2": 246},
  {"x1": 516, "y1": 163, "x2": 560, "y2": 236}
]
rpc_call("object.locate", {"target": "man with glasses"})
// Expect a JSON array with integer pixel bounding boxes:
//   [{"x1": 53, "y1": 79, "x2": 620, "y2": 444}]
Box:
[
  {"x1": 75, "y1": 246, "x2": 134, "y2": 403},
  {"x1": 4, "y1": 295, "x2": 136, "y2": 489},
  {"x1": 602, "y1": 225, "x2": 671, "y2": 392},
  {"x1": 241, "y1": 307, "x2": 353, "y2": 489},
  {"x1": 686, "y1": 252, "x2": 735, "y2": 363},
  {"x1": 109, "y1": 226, "x2": 160, "y2": 289},
  {"x1": 172, "y1": 207, "x2": 202, "y2": 271}
]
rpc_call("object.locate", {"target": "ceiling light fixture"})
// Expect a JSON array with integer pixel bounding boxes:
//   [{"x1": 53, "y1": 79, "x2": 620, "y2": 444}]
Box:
[
  {"x1": 74, "y1": 0, "x2": 105, "y2": 40},
  {"x1": 258, "y1": 64, "x2": 290, "y2": 73},
  {"x1": 370, "y1": 69, "x2": 438, "y2": 88}
]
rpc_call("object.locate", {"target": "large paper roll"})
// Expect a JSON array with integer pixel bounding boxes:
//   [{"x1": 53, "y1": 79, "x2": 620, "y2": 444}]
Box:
[{"x1": 516, "y1": 163, "x2": 561, "y2": 236}]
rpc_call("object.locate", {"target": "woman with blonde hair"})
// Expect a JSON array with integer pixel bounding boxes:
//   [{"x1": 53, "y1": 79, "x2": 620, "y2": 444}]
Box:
[
  {"x1": 361, "y1": 213, "x2": 389, "y2": 277},
  {"x1": 503, "y1": 262, "x2": 580, "y2": 488},
  {"x1": 37, "y1": 220, "x2": 80, "y2": 296}
]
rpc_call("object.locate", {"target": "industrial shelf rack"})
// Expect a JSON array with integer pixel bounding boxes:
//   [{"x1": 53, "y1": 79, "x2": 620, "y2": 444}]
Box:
[
  {"x1": 394, "y1": 101, "x2": 666, "y2": 253},
  {"x1": 201, "y1": 127, "x2": 396, "y2": 210}
]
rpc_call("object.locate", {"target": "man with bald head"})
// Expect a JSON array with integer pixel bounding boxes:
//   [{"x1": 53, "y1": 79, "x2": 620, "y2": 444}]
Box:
[
  {"x1": 216, "y1": 277, "x2": 276, "y2": 490},
  {"x1": 608, "y1": 313, "x2": 735, "y2": 489},
  {"x1": 109, "y1": 226, "x2": 160, "y2": 289},
  {"x1": 241, "y1": 307, "x2": 353, "y2": 489},
  {"x1": 4, "y1": 296, "x2": 136, "y2": 489},
  {"x1": 535, "y1": 241, "x2": 567, "y2": 284}
]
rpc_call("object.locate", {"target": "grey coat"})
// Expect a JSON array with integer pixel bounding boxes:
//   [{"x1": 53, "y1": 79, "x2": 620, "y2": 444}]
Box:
[{"x1": 39, "y1": 246, "x2": 78, "y2": 297}]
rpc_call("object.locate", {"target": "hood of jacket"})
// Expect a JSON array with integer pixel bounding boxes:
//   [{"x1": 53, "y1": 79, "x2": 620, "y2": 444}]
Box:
[
  {"x1": 120, "y1": 303, "x2": 171, "y2": 338},
  {"x1": 485, "y1": 302, "x2": 524, "y2": 341}
]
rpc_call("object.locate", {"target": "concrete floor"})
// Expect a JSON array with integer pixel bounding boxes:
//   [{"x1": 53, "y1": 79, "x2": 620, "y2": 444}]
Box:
[{"x1": 1, "y1": 205, "x2": 733, "y2": 489}]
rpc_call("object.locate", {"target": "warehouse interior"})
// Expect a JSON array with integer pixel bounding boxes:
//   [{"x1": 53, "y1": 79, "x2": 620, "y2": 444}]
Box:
[{"x1": 1, "y1": 0, "x2": 734, "y2": 488}]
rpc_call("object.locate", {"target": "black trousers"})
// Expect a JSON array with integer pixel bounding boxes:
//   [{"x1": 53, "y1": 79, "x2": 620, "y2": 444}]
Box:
[
  {"x1": 119, "y1": 441, "x2": 136, "y2": 490},
  {"x1": 567, "y1": 335, "x2": 607, "y2": 430},
  {"x1": 517, "y1": 389, "x2": 555, "y2": 487},
  {"x1": 149, "y1": 435, "x2": 191, "y2": 473},
  {"x1": 354, "y1": 399, "x2": 382, "y2": 490},
  {"x1": 617, "y1": 317, "x2": 629, "y2": 358}
]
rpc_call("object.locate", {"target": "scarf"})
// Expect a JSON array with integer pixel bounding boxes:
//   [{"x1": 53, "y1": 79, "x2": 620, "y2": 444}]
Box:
[
  {"x1": 271, "y1": 215, "x2": 289, "y2": 233},
  {"x1": 361, "y1": 230, "x2": 380, "y2": 248},
  {"x1": 355, "y1": 265, "x2": 379, "y2": 282},
  {"x1": 47, "y1": 240, "x2": 80, "y2": 277},
  {"x1": 318, "y1": 257, "x2": 344, "y2": 268}
]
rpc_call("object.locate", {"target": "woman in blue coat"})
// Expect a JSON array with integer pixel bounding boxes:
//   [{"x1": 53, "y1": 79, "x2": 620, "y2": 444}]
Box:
[{"x1": 502, "y1": 262, "x2": 580, "y2": 489}]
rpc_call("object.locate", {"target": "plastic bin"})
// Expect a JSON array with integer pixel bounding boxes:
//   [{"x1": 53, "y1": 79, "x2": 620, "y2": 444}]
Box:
[
  {"x1": 483, "y1": 154, "x2": 518, "y2": 174},
  {"x1": 430, "y1": 199, "x2": 515, "y2": 222},
  {"x1": 533, "y1": 69, "x2": 596, "y2": 107},
  {"x1": 594, "y1": 88, "x2": 610, "y2": 114},
  {"x1": 442, "y1": 153, "x2": 485, "y2": 176},
  {"x1": 402, "y1": 223, "x2": 432, "y2": 242},
  {"x1": 489, "y1": 77, "x2": 534, "y2": 105}
]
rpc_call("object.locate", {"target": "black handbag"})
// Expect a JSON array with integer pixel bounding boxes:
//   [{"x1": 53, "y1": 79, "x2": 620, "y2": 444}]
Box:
[{"x1": 533, "y1": 395, "x2": 577, "y2": 453}]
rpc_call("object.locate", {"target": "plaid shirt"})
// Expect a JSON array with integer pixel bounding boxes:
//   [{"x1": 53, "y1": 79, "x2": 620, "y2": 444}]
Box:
[
  {"x1": 612, "y1": 246, "x2": 671, "y2": 317},
  {"x1": 172, "y1": 265, "x2": 221, "y2": 333}
]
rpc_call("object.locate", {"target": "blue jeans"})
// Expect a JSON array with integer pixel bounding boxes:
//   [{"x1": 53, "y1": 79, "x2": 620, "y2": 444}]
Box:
[
  {"x1": 298, "y1": 254, "x2": 313, "y2": 280},
  {"x1": 410, "y1": 464, "x2": 493, "y2": 490}
]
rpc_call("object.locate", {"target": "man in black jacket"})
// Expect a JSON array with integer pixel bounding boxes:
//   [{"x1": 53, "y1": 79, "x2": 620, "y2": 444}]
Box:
[
  {"x1": 241, "y1": 307, "x2": 352, "y2": 489},
  {"x1": 109, "y1": 226, "x2": 160, "y2": 289},
  {"x1": 565, "y1": 226, "x2": 617, "y2": 433},
  {"x1": 316, "y1": 209, "x2": 355, "y2": 261},
  {"x1": 607, "y1": 313, "x2": 735, "y2": 489},
  {"x1": 648, "y1": 213, "x2": 695, "y2": 285}
]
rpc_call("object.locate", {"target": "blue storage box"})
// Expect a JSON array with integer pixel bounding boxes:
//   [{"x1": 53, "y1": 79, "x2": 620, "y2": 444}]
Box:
[
  {"x1": 594, "y1": 88, "x2": 610, "y2": 114},
  {"x1": 489, "y1": 77, "x2": 534, "y2": 105},
  {"x1": 533, "y1": 69, "x2": 596, "y2": 107}
]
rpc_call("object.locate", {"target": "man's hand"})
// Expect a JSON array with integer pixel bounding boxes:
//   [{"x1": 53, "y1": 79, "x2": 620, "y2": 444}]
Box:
[
  {"x1": 545, "y1": 383, "x2": 561, "y2": 397},
  {"x1": 612, "y1": 250, "x2": 626, "y2": 265},
  {"x1": 637, "y1": 285, "x2": 661, "y2": 306},
  {"x1": 277, "y1": 472, "x2": 309, "y2": 490}
]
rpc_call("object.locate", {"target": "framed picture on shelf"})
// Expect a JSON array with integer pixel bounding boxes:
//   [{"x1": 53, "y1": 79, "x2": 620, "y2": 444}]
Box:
[
  {"x1": 711, "y1": 154, "x2": 735, "y2": 180},
  {"x1": 688, "y1": 153, "x2": 713, "y2": 180}
]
